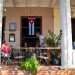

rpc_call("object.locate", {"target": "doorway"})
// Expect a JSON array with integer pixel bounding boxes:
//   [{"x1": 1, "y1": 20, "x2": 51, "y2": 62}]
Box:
[
  {"x1": 21, "y1": 16, "x2": 42, "y2": 47},
  {"x1": 2, "y1": 16, "x2": 6, "y2": 42},
  {"x1": 71, "y1": 18, "x2": 75, "y2": 48}
]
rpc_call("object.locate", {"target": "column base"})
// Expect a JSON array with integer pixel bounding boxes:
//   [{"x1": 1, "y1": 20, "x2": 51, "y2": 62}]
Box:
[{"x1": 60, "y1": 65, "x2": 75, "y2": 69}]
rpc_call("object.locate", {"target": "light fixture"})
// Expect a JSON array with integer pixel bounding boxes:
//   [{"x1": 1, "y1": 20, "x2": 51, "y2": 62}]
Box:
[{"x1": 4, "y1": 8, "x2": 6, "y2": 12}]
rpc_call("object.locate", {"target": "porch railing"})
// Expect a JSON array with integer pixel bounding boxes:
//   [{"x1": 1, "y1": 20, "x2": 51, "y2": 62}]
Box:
[{"x1": 1, "y1": 47, "x2": 61, "y2": 65}]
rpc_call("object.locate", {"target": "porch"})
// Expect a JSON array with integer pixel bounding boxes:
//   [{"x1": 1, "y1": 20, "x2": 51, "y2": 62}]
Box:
[{"x1": 0, "y1": 0, "x2": 75, "y2": 69}]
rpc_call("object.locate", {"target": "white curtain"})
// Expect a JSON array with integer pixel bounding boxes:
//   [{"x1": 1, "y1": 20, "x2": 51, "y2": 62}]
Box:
[
  {"x1": 32, "y1": 22, "x2": 35, "y2": 35},
  {"x1": 29, "y1": 22, "x2": 32, "y2": 35},
  {"x1": 28, "y1": 21, "x2": 35, "y2": 35}
]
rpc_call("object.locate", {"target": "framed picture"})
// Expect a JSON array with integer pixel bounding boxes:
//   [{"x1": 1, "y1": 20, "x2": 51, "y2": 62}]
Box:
[
  {"x1": 9, "y1": 34, "x2": 15, "y2": 42},
  {"x1": 9, "y1": 22, "x2": 16, "y2": 31}
]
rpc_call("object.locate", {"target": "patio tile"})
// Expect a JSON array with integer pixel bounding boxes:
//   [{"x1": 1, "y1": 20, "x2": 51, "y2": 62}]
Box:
[
  {"x1": 71, "y1": 70, "x2": 75, "y2": 75},
  {"x1": 37, "y1": 70, "x2": 49, "y2": 75},
  {"x1": 17, "y1": 70, "x2": 25, "y2": 75},
  {"x1": 57, "y1": 71, "x2": 62, "y2": 75},
  {"x1": 0, "y1": 66, "x2": 75, "y2": 75},
  {"x1": 50, "y1": 70, "x2": 57, "y2": 75},
  {"x1": 67, "y1": 70, "x2": 72, "y2": 75},
  {"x1": 1, "y1": 70, "x2": 9, "y2": 75}
]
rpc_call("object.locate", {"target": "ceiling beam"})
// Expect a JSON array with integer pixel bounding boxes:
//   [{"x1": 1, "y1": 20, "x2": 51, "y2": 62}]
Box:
[
  {"x1": 12, "y1": 0, "x2": 16, "y2": 7},
  {"x1": 48, "y1": 0, "x2": 53, "y2": 8},
  {"x1": 24, "y1": 0, "x2": 28, "y2": 7},
  {"x1": 3, "y1": 0, "x2": 6, "y2": 7},
  {"x1": 4, "y1": 0, "x2": 59, "y2": 8},
  {"x1": 50, "y1": 0, "x2": 57, "y2": 8}
]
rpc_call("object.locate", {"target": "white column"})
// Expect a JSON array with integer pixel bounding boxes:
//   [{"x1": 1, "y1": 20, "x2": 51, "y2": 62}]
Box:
[
  {"x1": 59, "y1": 0, "x2": 73, "y2": 68},
  {"x1": 0, "y1": 0, "x2": 4, "y2": 64}
]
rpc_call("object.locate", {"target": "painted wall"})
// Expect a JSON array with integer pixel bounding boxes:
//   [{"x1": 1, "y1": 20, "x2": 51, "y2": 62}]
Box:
[
  {"x1": 54, "y1": 8, "x2": 61, "y2": 35},
  {"x1": 5, "y1": 7, "x2": 54, "y2": 47},
  {"x1": 71, "y1": 8, "x2": 75, "y2": 18},
  {"x1": 53, "y1": 8, "x2": 75, "y2": 35}
]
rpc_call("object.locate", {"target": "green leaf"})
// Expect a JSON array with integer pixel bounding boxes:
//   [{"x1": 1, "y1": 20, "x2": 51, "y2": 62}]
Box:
[
  {"x1": 20, "y1": 55, "x2": 39, "y2": 73},
  {"x1": 45, "y1": 31, "x2": 61, "y2": 47}
]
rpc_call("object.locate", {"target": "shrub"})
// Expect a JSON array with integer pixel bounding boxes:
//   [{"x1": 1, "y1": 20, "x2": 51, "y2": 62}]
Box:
[{"x1": 20, "y1": 55, "x2": 39, "y2": 75}]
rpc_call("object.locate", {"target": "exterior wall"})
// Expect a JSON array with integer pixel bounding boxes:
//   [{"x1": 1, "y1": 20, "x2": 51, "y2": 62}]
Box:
[
  {"x1": 53, "y1": 7, "x2": 75, "y2": 35},
  {"x1": 5, "y1": 7, "x2": 54, "y2": 47},
  {"x1": 71, "y1": 8, "x2": 75, "y2": 18},
  {"x1": 54, "y1": 8, "x2": 61, "y2": 35}
]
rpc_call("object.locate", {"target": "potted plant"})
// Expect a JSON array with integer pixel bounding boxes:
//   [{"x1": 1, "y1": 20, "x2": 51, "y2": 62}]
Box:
[
  {"x1": 45, "y1": 30, "x2": 62, "y2": 47},
  {"x1": 20, "y1": 55, "x2": 39, "y2": 75},
  {"x1": 45, "y1": 30, "x2": 62, "y2": 65}
]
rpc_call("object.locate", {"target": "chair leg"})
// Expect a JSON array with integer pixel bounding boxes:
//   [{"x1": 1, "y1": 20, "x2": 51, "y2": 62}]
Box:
[{"x1": 41, "y1": 59, "x2": 49, "y2": 65}]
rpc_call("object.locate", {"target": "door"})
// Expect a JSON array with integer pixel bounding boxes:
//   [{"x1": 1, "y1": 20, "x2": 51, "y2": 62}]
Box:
[{"x1": 21, "y1": 16, "x2": 42, "y2": 47}]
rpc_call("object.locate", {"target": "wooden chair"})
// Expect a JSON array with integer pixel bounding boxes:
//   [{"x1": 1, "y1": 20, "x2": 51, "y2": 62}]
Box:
[{"x1": 35, "y1": 48, "x2": 49, "y2": 65}]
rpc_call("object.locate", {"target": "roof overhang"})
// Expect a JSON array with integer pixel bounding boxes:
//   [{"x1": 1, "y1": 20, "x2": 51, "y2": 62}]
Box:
[
  {"x1": 3, "y1": 0, "x2": 75, "y2": 8},
  {"x1": 4, "y1": 0, "x2": 58, "y2": 8}
]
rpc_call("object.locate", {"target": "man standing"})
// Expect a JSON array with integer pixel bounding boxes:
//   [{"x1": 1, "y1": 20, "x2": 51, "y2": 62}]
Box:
[{"x1": 36, "y1": 32, "x2": 45, "y2": 47}]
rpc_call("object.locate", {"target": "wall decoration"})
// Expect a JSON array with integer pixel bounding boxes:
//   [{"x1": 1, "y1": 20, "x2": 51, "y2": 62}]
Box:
[
  {"x1": 9, "y1": 34, "x2": 15, "y2": 42},
  {"x1": 9, "y1": 22, "x2": 16, "y2": 31}
]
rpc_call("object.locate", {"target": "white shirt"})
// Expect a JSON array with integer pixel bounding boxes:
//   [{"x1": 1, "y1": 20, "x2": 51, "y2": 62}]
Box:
[{"x1": 39, "y1": 35, "x2": 45, "y2": 47}]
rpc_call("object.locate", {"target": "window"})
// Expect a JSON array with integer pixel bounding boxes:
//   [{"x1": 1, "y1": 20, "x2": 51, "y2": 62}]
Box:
[
  {"x1": 9, "y1": 34, "x2": 15, "y2": 42},
  {"x1": 9, "y1": 22, "x2": 16, "y2": 31}
]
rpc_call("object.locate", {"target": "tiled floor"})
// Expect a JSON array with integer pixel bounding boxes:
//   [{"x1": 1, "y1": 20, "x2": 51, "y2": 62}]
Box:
[{"x1": 0, "y1": 65, "x2": 75, "y2": 75}]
